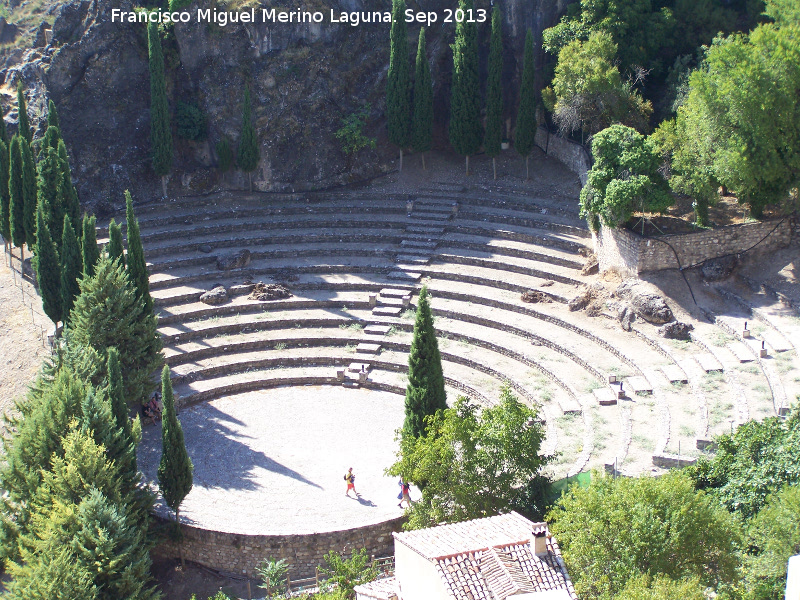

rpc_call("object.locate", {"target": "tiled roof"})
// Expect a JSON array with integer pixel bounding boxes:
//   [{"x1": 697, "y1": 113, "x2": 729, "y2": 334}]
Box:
[
  {"x1": 394, "y1": 512, "x2": 578, "y2": 600},
  {"x1": 354, "y1": 576, "x2": 399, "y2": 600},
  {"x1": 393, "y1": 511, "x2": 538, "y2": 560}
]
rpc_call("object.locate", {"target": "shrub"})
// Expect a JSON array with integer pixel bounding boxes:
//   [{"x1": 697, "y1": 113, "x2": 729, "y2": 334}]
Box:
[{"x1": 176, "y1": 101, "x2": 208, "y2": 142}]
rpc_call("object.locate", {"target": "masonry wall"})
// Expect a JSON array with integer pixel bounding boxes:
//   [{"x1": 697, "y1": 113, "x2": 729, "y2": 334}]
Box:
[
  {"x1": 153, "y1": 515, "x2": 405, "y2": 579},
  {"x1": 535, "y1": 126, "x2": 591, "y2": 186},
  {"x1": 595, "y1": 218, "x2": 794, "y2": 274}
]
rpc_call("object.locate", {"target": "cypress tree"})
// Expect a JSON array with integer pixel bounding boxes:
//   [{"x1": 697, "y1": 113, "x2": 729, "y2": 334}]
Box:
[
  {"x1": 157, "y1": 365, "x2": 193, "y2": 566},
  {"x1": 125, "y1": 190, "x2": 153, "y2": 315},
  {"x1": 148, "y1": 21, "x2": 172, "y2": 197},
  {"x1": 9, "y1": 136, "x2": 25, "y2": 258},
  {"x1": 58, "y1": 139, "x2": 80, "y2": 234},
  {"x1": 107, "y1": 219, "x2": 125, "y2": 267},
  {"x1": 403, "y1": 286, "x2": 447, "y2": 437},
  {"x1": 21, "y1": 137, "x2": 37, "y2": 250},
  {"x1": 38, "y1": 125, "x2": 60, "y2": 160},
  {"x1": 216, "y1": 137, "x2": 233, "y2": 180},
  {"x1": 515, "y1": 31, "x2": 537, "y2": 180},
  {"x1": 237, "y1": 86, "x2": 259, "y2": 192},
  {"x1": 386, "y1": 0, "x2": 412, "y2": 172},
  {"x1": 484, "y1": 6, "x2": 504, "y2": 180},
  {"x1": 0, "y1": 110, "x2": 8, "y2": 145},
  {"x1": 0, "y1": 139, "x2": 10, "y2": 252},
  {"x1": 4, "y1": 545, "x2": 98, "y2": 600},
  {"x1": 106, "y1": 348, "x2": 136, "y2": 474},
  {"x1": 47, "y1": 99, "x2": 61, "y2": 130},
  {"x1": 412, "y1": 28, "x2": 433, "y2": 170},
  {"x1": 449, "y1": 0, "x2": 483, "y2": 175},
  {"x1": 33, "y1": 204, "x2": 62, "y2": 324},
  {"x1": 16, "y1": 81, "x2": 32, "y2": 143},
  {"x1": 69, "y1": 254, "x2": 163, "y2": 405},
  {"x1": 82, "y1": 213, "x2": 100, "y2": 277},
  {"x1": 37, "y1": 146, "x2": 63, "y2": 249},
  {"x1": 60, "y1": 217, "x2": 82, "y2": 325}
]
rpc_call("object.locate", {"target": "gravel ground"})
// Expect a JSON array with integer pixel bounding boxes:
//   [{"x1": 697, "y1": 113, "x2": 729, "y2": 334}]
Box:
[{"x1": 137, "y1": 385, "x2": 410, "y2": 535}]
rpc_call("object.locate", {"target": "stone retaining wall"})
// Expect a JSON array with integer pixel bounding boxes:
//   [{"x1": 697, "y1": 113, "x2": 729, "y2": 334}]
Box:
[
  {"x1": 535, "y1": 126, "x2": 591, "y2": 186},
  {"x1": 594, "y1": 219, "x2": 793, "y2": 275},
  {"x1": 153, "y1": 515, "x2": 405, "y2": 580}
]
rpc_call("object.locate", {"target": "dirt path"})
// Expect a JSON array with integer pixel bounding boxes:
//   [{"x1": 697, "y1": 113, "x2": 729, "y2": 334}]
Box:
[{"x1": 0, "y1": 252, "x2": 52, "y2": 428}]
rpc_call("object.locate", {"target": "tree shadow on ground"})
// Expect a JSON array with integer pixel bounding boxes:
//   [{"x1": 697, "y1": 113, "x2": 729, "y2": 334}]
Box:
[{"x1": 137, "y1": 402, "x2": 323, "y2": 493}]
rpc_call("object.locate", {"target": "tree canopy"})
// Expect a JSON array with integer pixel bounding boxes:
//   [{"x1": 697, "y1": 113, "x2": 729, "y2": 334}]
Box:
[
  {"x1": 386, "y1": 0, "x2": 412, "y2": 167},
  {"x1": 580, "y1": 124, "x2": 672, "y2": 229},
  {"x1": 548, "y1": 471, "x2": 741, "y2": 599},
  {"x1": 389, "y1": 389, "x2": 550, "y2": 530},
  {"x1": 448, "y1": 0, "x2": 482, "y2": 173}
]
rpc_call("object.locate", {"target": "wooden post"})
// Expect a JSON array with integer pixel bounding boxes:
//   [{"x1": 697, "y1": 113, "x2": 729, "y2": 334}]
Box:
[
  {"x1": 315, "y1": 566, "x2": 319, "y2": 589},
  {"x1": 287, "y1": 572, "x2": 292, "y2": 595}
]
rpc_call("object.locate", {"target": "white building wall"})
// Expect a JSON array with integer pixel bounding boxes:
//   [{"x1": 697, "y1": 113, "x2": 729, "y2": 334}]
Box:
[
  {"x1": 787, "y1": 555, "x2": 800, "y2": 600},
  {"x1": 394, "y1": 542, "x2": 450, "y2": 600}
]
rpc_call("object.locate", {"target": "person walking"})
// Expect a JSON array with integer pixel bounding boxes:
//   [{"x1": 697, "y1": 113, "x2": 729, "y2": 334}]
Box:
[
  {"x1": 344, "y1": 467, "x2": 357, "y2": 497},
  {"x1": 398, "y1": 478, "x2": 412, "y2": 508}
]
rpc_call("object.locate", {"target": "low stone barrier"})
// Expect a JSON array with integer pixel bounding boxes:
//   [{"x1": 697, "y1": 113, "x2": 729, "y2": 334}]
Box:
[
  {"x1": 535, "y1": 126, "x2": 591, "y2": 186},
  {"x1": 152, "y1": 515, "x2": 405, "y2": 580},
  {"x1": 652, "y1": 453, "x2": 697, "y2": 469},
  {"x1": 595, "y1": 219, "x2": 793, "y2": 275}
]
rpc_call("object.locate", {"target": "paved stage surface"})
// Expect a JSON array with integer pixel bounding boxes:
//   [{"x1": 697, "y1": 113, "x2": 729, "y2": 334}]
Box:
[{"x1": 138, "y1": 386, "x2": 408, "y2": 535}]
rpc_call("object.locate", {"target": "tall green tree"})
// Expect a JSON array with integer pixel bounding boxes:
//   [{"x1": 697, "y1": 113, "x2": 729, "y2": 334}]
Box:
[
  {"x1": 68, "y1": 254, "x2": 163, "y2": 405},
  {"x1": 548, "y1": 472, "x2": 741, "y2": 600},
  {"x1": 0, "y1": 139, "x2": 10, "y2": 253},
  {"x1": 4, "y1": 545, "x2": 98, "y2": 600},
  {"x1": 412, "y1": 28, "x2": 433, "y2": 170},
  {"x1": 148, "y1": 21, "x2": 172, "y2": 198},
  {"x1": 57, "y1": 139, "x2": 80, "y2": 234},
  {"x1": 0, "y1": 110, "x2": 8, "y2": 145},
  {"x1": 47, "y1": 99, "x2": 61, "y2": 130},
  {"x1": 580, "y1": 124, "x2": 673, "y2": 229},
  {"x1": 403, "y1": 286, "x2": 446, "y2": 437},
  {"x1": 106, "y1": 348, "x2": 139, "y2": 479},
  {"x1": 386, "y1": 0, "x2": 412, "y2": 172},
  {"x1": 82, "y1": 213, "x2": 100, "y2": 277},
  {"x1": 157, "y1": 365, "x2": 193, "y2": 566},
  {"x1": 389, "y1": 389, "x2": 549, "y2": 529},
  {"x1": 216, "y1": 137, "x2": 234, "y2": 182},
  {"x1": 541, "y1": 31, "x2": 652, "y2": 137},
  {"x1": 448, "y1": 0, "x2": 483, "y2": 175},
  {"x1": 671, "y1": 23, "x2": 800, "y2": 218},
  {"x1": 16, "y1": 81, "x2": 32, "y2": 143},
  {"x1": 8, "y1": 135, "x2": 25, "y2": 262},
  {"x1": 515, "y1": 31, "x2": 537, "y2": 180},
  {"x1": 107, "y1": 219, "x2": 125, "y2": 267},
  {"x1": 60, "y1": 217, "x2": 82, "y2": 325},
  {"x1": 33, "y1": 204, "x2": 62, "y2": 324},
  {"x1": 124, "y1": 191, "x2": 153, "y2": 315},
  {"x1": 484, "y1": 6, "x2": 504, "y2": 180},
  {"x1": 21, "y1": 137, "x2": 37, "y2": 251},
  {"x1": 36, "y1": 147, "x2": 65, "y2": 250},
  {"x1": 237, "y1": 86, "x2": 259, "y2": 192}
]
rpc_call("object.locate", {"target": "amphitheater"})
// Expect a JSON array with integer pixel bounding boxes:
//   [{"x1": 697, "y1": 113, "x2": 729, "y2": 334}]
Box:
[{"x1": 123, "y1": 151, "x2": 798, "y2": 578}]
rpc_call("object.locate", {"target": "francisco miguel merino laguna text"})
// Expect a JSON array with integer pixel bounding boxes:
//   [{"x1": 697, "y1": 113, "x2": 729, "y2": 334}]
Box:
[{"x1": 112, "y1": 7, "x2": 487, "y2": 27}]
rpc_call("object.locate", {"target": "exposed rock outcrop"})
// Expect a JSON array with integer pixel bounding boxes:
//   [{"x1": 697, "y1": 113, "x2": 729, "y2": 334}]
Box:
[
  {"x1": 248, "y1": 283, "x2": 292, "y2": 301},
  {"x1": 217, "y1": 249, "x2": 251, "y2": 270},
  {"x1": 659, "y1": 321, "x2": 694, "y2": 340},
  {"x1": 199, "y1": 285, "x2": 228, "y2": 305},
  {"x1": 615, "y1": 279, "x2": 674, "y2": 324}
]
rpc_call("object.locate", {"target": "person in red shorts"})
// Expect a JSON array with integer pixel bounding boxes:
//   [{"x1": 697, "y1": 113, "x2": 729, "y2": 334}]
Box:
[{"x1": 344, "y1": 467, "x2": 357, "y2": 497}]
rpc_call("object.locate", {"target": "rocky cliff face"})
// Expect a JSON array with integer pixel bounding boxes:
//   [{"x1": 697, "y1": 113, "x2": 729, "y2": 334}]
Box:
[{"x1": 2, "y1": 0, "x2": 571, "y2": 209}]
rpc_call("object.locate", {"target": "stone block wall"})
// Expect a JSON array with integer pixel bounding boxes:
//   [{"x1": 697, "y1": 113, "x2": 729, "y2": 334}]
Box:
[
  {"x1": 153, "y1": 515, "x2": 405, "y2": 580},
  {"x1": 535, "y1": 126, "x2": 591, "y2": 186},
  {"x1": 595, "y1": 218, "x2": 793, "y2": 275}
]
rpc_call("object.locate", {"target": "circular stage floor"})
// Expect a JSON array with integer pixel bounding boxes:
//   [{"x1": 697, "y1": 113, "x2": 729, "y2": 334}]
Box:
[{"x1": 138, "y1": 386, "x2": 408, "y2": 535}]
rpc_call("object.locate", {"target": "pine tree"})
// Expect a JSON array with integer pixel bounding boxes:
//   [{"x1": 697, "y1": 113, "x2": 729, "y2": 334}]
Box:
[
  {"x1": 16, "y1": 81, "x2": 32, "y2": 143},
  {"x1": 158, "y1": 365, "x2": 193, "y2": 566},
  {"x1": 125, "y1": 191, "x2": 153, "y2": 315},
  {"x1": 484, "y1": 6, "x2": 504, "y2": 180},
  {"x1": 68, "y1": 254, "x2": 163, "y2": 405},
  {"x1": 33, "y1": 205, "x2": 62, "y2": 324},
  {"x1": 412, "y1": 28, "x2": 433, "y2": 170},
  {"x1": 21, "y1": 137, "x2": 37, "y2": 250},
  {"x1": 107, "y1": 219, "x2": 125, "y2": 267},
  {"x1": 515, "y1": 31, "x2": 537, "y2": 180},
  {"x1": 386, "y1": 0, "x2": 412, "y2": 172},
  {"x1": 47, "y1": 99, "x2": 61, "y2": 130},
  {"x1": 82, "y1": 213, "x2": 100, "y2": 277},
  {"x1": 0, "y1": 139, "x2": 10, "y2": 252},
  {"x1": 4, "y1": 545, "x2": 98, "y2": 600},
  {"x1": 237, "y1": 86, "x2": 259, "y2": 192},
  {"x1": 148, "y1": 21, "x2": 172, "y2": 197},
  {"x1": 449, "y1": 0, "x2": 483, "y2": 175},
  {"x1": 403, "y1": 286, "x2": 447, "y2": 437},
  {"x1": 60, "y1": 217, "x2": 82, "y2": 325}
]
